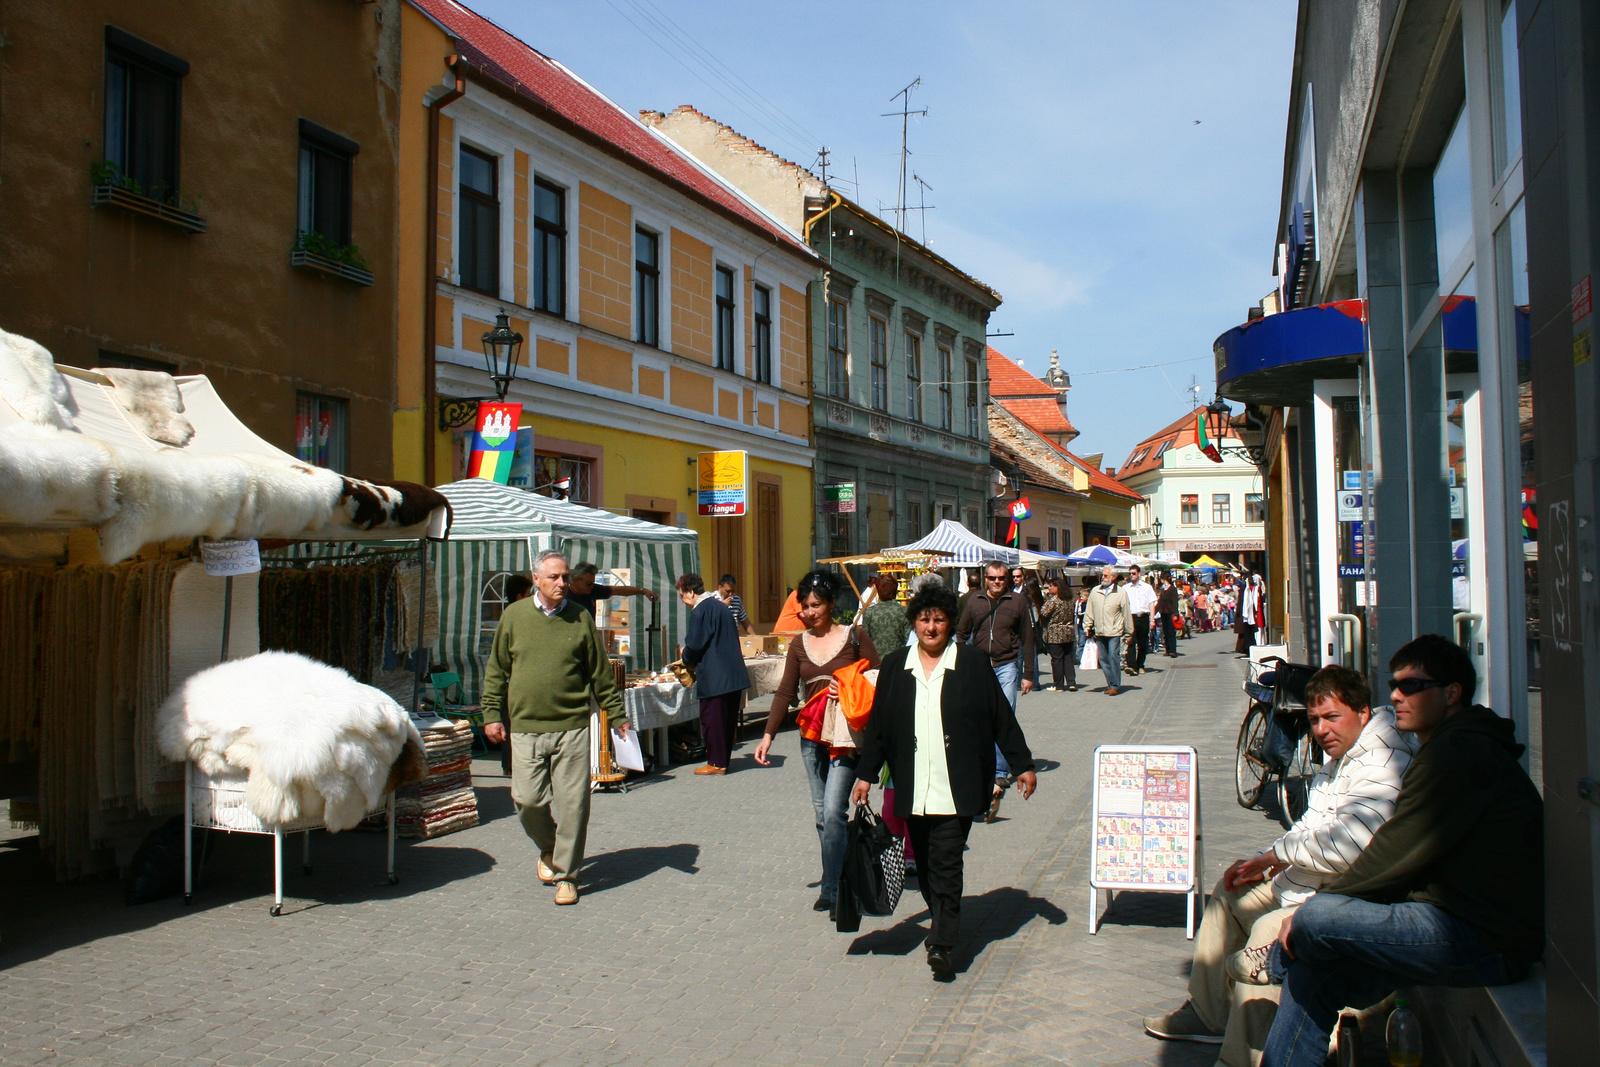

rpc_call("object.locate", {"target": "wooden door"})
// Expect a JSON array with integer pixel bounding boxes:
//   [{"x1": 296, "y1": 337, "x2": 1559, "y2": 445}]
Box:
[
  {"x1": 755, "y1": 481, "x2": 782, "y2": 623},
  {"x1": 713, "y1": 516, "x2": 746, "y2": 599}
]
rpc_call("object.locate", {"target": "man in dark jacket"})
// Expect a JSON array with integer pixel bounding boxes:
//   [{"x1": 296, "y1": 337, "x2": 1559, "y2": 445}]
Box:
[
  {"x1": 1157, "y1": 578, "x2": 1180, "y2": 656},
  {"x1": 955, "y1": 560, "x2": 1035, "y2": 819},
  {"x1": 853, "y1": 583, "x2": 1035, "y2": 976},
  {"x1": 678, "y1": 573, "x2": 751, "y2": 775},
  {"x1": 1245, "y1": 635, "x2": 1543, "y2": 1067}
]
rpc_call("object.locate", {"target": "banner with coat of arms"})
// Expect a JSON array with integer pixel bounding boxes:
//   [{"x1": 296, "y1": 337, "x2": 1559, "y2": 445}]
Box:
[{"x1": 467, "y1": 402, "x2": 522, "y2": 484}]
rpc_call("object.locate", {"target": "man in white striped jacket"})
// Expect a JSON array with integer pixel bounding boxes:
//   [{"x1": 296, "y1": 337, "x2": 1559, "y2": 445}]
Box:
[{"x1": 1145, "y1": 666, "x2": 1413, "y2": 1059}]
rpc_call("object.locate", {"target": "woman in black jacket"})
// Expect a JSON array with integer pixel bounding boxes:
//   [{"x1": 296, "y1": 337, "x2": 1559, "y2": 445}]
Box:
[
  {"x1": 678, "y1": 573, "x2": 751, "y2": 775},
  {"x1": 852, "y1": 584, "x2": 1037, "y2": 976}
]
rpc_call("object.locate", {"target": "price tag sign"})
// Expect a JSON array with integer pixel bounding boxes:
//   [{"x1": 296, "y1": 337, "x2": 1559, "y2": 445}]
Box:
[{"x1": 201, "y1": 539, "x2": 261, "y2": 577}]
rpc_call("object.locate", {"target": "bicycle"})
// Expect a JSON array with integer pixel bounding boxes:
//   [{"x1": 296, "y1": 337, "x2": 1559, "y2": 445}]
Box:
[{"x1": 1235, "y1": 655, "x2": 1322, "y2": 830}]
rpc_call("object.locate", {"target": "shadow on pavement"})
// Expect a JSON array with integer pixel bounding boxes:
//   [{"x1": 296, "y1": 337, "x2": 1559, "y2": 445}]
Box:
[
  {"x1": 0, "y1": 828, "x2": 495, "y2": 969},
  {"x1": 950, "y1": 887, "x2": 1069, "y2": 973},
  {"x1": 1095, "y1": 889, "x2": 1193, "y2": 930},
  {"x1": 579, "y1": 842, "x2": 700, "y2": 894}
]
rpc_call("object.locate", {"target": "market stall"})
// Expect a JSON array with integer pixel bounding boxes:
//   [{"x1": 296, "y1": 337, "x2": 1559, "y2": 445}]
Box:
[
  {"x1": 0, "y1": 331, "x2": 448, "y2": 881},
  {"x1": 428, "y1": 479, "x2": 699, "y2": 701}
]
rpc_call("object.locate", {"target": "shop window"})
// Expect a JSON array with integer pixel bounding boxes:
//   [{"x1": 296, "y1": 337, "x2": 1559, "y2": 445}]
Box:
[
  {"x1": 1494, "y1": 0, "x2": 1522, "y2": 177},
  {"x1": 297, "y1": 120, "x2": 356, "y2": 247},
  {"x1": 481, "y1": 571, "x2": 515, "y2": 632},
  {"x1": 753, "y1": 283, "x2": 772, "y2": 384},
  {"x1": 1180, "y1": 494, "x2": 1199, "y2": 524},
  {"x1": 904, "y1": 332, "x2": 922, "y2": 422},
  {"x1": 635, "y1": 227, "x2": 659, "y2": 346},
  {"x1": 905, "y1": 499, "x2": 923, "y2": 541},
  {"x1": 827, "y1": 300, "x2": 849, "y2": 398},
  {"x1": 103, "y1": 28, "x2": 186, "y2": 203},
  {"x1": 869, "y1": 317, "x2": 888, "y2": 411},
  {"x1": 459, "y1": 146, "x2": 499, "y2": 294},
  {"x1": 715, "y1": 265, "x2": 736, "y2": 371},
  {"x1": 828, "y1": 513, "x2": 851, "y2": 557},
  {"x1": 1245, "y1": 492, "x2": 1265, "y2": 524},
  {"x1": 533, "y1": 453, "x2": 591, "y2": 504},
  {"x1": 533, "y1": 178, "x2": 565, "y2": 314},
  {"x1": 1432, "y1": 107, "x2": 1473, "y2": 285},
  {"x1": 295, "y1": 393, "x2": 347, "y2": 472},
  {"x1": 1213, "y1": 493, "x2": 1232, "y2": 524}
]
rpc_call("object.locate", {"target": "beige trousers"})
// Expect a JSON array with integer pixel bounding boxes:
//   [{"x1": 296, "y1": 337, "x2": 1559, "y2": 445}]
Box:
[
  {"x1": 510, "y1": 728, "x2": 591, "y2": 884},
  {"x1": 1188, "y1": 874, "x2": 1295, "y2": 1065}
]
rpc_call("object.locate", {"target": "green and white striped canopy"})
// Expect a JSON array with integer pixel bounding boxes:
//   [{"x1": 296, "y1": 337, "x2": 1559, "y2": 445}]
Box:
[
  {"x1": 438, "y1": 480, "x2": 696, "y2": 542},
  {"x1": 432, "y1": 480, "x2": 700, "y2": 702}
]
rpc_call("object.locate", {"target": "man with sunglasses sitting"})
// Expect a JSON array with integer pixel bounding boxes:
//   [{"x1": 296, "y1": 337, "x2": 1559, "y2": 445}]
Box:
[{"x1": 1244, "y1": 635, "x2": 1544, "y2": 1067}]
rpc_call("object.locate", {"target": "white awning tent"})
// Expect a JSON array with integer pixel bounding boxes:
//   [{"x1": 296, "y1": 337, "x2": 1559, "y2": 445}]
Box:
[
  {"x1": 888, "y1": 519, "x2": 1070, "y2": 569},
  {"x1": 428, "y1": 480, "x2": 699, "y2": 701}
]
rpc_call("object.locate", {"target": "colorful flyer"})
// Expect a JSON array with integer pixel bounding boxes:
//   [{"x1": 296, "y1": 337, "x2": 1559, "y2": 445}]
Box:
[{"x1": 1089, "y1": 745, "x2": 1198, "y2": 891}]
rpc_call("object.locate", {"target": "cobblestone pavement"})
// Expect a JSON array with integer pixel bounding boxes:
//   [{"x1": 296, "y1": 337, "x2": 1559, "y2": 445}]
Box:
[{"x1": 1, "y1": 631, "x2": 1280, "y2": 1066}]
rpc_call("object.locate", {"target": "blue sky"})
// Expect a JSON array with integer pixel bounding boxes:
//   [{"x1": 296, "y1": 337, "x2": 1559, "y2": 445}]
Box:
[{"x1": 469, "y1": 0, "x2": 1299, "y2": 467}]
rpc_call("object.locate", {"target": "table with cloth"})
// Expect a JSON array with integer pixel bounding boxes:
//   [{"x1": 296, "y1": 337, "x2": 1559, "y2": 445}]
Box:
[{"x1": 617, "y1": 655, "x2": 788, "y2": 769}]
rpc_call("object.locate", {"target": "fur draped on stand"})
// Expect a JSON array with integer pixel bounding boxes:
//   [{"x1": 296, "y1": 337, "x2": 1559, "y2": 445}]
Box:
[{"x1": 156, "y1": 650, "x2": 427, "y2": 831}]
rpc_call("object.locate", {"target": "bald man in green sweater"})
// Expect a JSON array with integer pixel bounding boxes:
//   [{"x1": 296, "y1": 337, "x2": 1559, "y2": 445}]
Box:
[{"x1": 482, "y1": 550, "x2": 628, "y2": 905}]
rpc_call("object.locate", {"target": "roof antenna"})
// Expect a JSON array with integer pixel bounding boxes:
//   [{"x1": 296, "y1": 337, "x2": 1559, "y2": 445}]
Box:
[{"x1": 882, "y1": 77, "x2": 926, "y2": 278}]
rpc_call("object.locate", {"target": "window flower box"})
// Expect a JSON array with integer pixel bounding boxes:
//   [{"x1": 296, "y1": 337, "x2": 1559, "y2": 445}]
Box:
[
  {"x1": 290, "y1": 247, "x2": 374, "y2": 287},
  {"x1": 90, "y1": 181, "x2": 207, "y2": 233}
]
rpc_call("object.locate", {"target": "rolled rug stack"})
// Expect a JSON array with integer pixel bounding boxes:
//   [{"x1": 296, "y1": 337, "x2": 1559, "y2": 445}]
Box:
[{"x1": 395, "y1": 719, "x2": 479, "y2": 839}]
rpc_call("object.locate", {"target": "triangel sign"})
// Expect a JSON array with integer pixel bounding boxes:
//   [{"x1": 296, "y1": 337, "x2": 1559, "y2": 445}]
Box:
[{"x1": 468, "y1": 402, "x2": 523, "y2": 483}]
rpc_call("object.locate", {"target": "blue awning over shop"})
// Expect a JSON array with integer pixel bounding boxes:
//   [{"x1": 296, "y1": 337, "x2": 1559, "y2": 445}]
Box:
[{"x1": 1214, "y1": 300, "x2": 1367, "y2": 405}]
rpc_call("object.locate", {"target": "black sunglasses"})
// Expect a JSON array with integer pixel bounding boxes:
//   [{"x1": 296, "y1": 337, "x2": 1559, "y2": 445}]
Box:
[{"x1": 1388, "y1": 677, "x2": 1448, "y2": 695}]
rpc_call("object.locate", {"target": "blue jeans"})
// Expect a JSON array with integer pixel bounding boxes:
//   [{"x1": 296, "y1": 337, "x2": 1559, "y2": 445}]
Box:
[
  {"x1": 1095, "y1": 635, "x2": 1122, "y2": 689},
  {"x1": 991, "y1": 661, "x2": 1020, "y2": 780},
  {"x1": 799, "y1": 738, "x2": 857, "y2": 901},
  {"x1": 1262, "y1": 894, "x2": 1525, "y2": 1067}
]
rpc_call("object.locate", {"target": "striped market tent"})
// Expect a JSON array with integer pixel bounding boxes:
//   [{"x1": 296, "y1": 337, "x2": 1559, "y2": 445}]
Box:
[
  {"x1": 433, "y1": 480, "x2": 699, "y2": 702},
  {"x1": 891, "y1": 519, "x2": 1020, "y2": 567}
]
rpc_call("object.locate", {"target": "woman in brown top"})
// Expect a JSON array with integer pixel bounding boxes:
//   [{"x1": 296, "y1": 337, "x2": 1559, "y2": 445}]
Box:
[{"x1": 753, "y1": 570, "x2": 880, "y2": 913}]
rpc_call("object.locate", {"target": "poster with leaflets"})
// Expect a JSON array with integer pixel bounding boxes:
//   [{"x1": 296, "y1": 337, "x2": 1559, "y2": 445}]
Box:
[
  {"x1": 1090, "y1": 745, "x2": 1197, "y2": 891},
  {"x1": 467, "y1": 402, "x2": 522, "y2": 484}
]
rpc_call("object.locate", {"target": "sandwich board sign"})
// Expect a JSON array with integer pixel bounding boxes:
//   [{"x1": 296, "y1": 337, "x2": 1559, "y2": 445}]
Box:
[{"x1": 1089, "y1": 744, "x2": 1203, "y2": 938}]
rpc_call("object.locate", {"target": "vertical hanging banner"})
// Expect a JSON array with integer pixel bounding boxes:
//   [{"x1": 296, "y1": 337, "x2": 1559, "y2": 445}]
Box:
[
  {"x1": 1006, "y1": 496, "x2": 1031, "y2": 547},
  {"x1": 697, "y1": 450, "x2": 749, "y2": 516},
  {"x1": 468, "y1": 402, "x2": 522, "y2": 484}
]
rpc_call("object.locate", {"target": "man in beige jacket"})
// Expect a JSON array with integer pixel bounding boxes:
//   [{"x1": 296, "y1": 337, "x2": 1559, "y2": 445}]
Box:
[{"x1": 1083, "y1": 565, "x2": 1131, "y2": 695}]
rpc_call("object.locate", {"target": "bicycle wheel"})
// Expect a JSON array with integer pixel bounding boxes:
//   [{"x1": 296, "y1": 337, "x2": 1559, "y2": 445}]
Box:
[
  {"x1": 1275, "y1": 730, "x2": 1318, "y2": 829},
  {"x1": 1235, "y1": 703, "x2": 1270, "y2": 808}
]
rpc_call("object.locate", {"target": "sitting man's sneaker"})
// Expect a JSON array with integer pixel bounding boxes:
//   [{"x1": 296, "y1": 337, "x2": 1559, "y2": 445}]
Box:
[
  {"x1": 926, "y1": 944, "x2": 953, "y2": 975},
  {"x1": 537, "y1": 852, "x2": 556, "y2": 885},
  {"x1": 554, "y1": 881, "x2": 579, "y2": 905},
  {"x1": 1143, "y1": 1001, "x2": 1223, "y2": 1044},
  {"x1": 1225, "y1": 944, "x2": 1275, "y2": 986}
]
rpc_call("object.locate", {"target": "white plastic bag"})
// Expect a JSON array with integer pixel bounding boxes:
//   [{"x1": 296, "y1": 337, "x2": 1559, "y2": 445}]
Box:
[{"x1": 1078, "y1": 639, "x2": 1099, "y2": 671}]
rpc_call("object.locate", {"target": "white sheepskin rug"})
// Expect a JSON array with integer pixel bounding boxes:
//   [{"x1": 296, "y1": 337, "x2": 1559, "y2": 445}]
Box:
[{"x1": 157, "y1": 651, "x2": 426, "y2": 832}]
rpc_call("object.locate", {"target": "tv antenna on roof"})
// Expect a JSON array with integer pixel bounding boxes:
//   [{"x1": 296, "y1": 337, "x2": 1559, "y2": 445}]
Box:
[
  {"x1": 909, "y1": 173, "x2": 936, "y2": 245},
  {"x1": 882, "y1": 77, "x2": 926, "y2": 277}
]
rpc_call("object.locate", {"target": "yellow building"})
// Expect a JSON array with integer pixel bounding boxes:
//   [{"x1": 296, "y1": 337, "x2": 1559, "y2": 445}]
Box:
[{"x1": 396, "y1": 1, "x2": 819, "y2": 625}]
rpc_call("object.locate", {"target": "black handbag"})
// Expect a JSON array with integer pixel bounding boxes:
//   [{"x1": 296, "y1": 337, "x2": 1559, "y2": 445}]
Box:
[{"x1": 835, "y1": 803, "x2": 906, "y2": 932}]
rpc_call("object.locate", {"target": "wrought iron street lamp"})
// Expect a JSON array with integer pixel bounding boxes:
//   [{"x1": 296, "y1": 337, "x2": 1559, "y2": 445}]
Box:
[
  {"x1": 1153, "y1": 516, "x2": 1163, "y2": 560},
  {"x1": 1203, "y1": 397, "x2": 1267, "y2": 467},
  {"x1": 438, "y1": 311, "x2": 526, "y2": 431}
]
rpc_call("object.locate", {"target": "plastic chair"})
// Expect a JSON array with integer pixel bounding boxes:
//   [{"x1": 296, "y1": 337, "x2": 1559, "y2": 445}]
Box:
[{"x1": 428, "y1": 671, "x2": 487, "y2": 755}]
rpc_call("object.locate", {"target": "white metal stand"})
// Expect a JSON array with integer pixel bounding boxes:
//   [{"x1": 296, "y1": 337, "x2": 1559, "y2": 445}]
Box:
[{"x1": 183, "y1": 762, "x2": 397, "y2": 915}]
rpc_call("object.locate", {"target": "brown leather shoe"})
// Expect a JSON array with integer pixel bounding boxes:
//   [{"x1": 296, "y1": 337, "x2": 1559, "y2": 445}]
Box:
[
  {"x1": 554, "y1": 881, "x2": 579, "y2": 905},
  {"x1": 537, "y1": 852, "x2": 555, "y2": 885},
  {"x1": 694, "y1": 765, "x2": 727, "y2": 775},
  {"x1": 1105, "y1": 687, "x2": 1120, "y2": 697}
]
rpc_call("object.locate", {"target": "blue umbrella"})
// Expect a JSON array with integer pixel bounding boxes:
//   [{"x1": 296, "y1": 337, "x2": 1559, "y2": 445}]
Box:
[{"x1": 1063, "y1": 544, "x2": 1123, "y2": 566}]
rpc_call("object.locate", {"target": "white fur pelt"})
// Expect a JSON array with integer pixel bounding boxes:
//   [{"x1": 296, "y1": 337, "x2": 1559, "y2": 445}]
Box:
[
  {"x1": 0, "y1": 422, "x2": 119, "y2": 526},
  {"x1": 98, "y1": 448, "x2": 249, "y2": 564},
  {"x1": 99, "y1": 367, "x2": 195, "y2": 446},
  {"x1": 156, "y1": 650, "x2": 424, "y2": 832},
  {"x1": 0, "y1": 329, "x2": 75, "y2": 429}
]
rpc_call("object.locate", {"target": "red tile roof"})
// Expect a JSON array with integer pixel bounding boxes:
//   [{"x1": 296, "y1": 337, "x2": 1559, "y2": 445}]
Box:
[
  {"x1": 1055, "y1": 445, "x2": 1144, "y2": 502},
  {"x1": 1116, "y1": 408, "x2": 1239, "y2": 480},
  {"x1": 411, "y1": 0, "x2": 814, "y2": 261},
  {"x1": 985, "y1": 347, "x2": 1077, "y2": 437}
]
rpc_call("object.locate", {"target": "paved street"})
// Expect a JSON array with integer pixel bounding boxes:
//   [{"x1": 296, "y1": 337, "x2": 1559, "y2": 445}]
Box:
[{"x1": 1, "y1": 631, "x2": 1279, "y2": 1066}]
